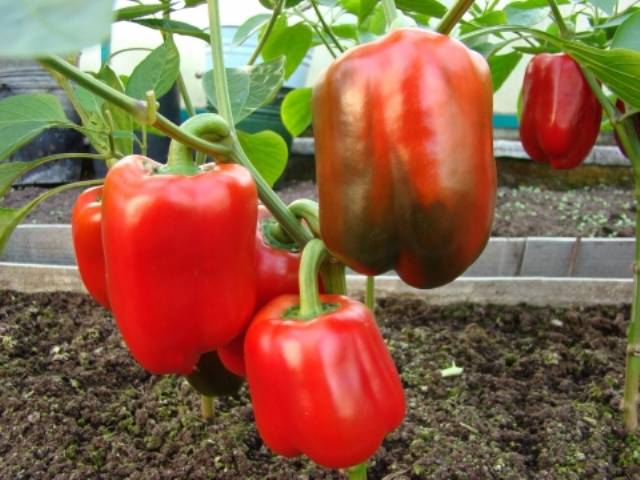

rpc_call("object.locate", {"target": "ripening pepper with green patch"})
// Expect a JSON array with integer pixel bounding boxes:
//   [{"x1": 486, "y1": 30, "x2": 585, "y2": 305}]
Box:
[{"x1": 313, "y1": 29, "x2": 496, "y2": 289}]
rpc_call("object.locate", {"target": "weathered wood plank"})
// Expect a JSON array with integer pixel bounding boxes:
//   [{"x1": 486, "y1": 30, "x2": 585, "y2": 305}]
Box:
[
  {"x1": 0, "y1": 262, "x2": 632, "y2": 306},
  {"x1": 520, "y1": 237, "x2": 575, "y2": 277},
  {"x1": 1, "y1": 225, "x2": 75, "y2": 265},
  {"x1": 463, "y1": 238, "x2": 525, "y2": 277}
]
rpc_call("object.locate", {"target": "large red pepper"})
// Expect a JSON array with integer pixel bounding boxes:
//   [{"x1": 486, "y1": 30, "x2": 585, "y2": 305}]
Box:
[
  {"x1": 520, "y1": 53, "x2": 603, "y2": 169},
  {"x1": 218, "y1": 206, "x2": 319, "y2": 376},
  {"x1": 245, "y1": 294, "x2": 405, "y2": 469},
  {"x1": 102, "y1": 154, "x2": 257, "y2": 375},
  {"x1": 71, "y1": 186, "x2": 110, "y2": 309},
  {"x1": 313, "y1": 29, "x2": 496, "y2": 289}
]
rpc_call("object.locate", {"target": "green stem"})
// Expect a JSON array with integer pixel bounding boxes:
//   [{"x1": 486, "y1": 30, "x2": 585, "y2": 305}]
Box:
[
  {"x1": 309, "y1": 0, "x2": 345, "y2": 53},
  {"x1": 39, "y1": 55, "x2": 232, "y2": 158},
  {"x1": 381, "y1": 0, "x2": 398, "y2": 28},
  {"x1": 546, "y1": 0, "x2": 571, "y2": 39},
  {"x1": 299, "y1": 239, "x2": 328, "y2": 318},
  {"x1": 577, "y1": 57, "x2": 640, "y2": 434},
  {"x1": 166, "y1": 113, "x2": 231, "y2": 174},
  {"x1": 207, "y1": 0, "x2": 312, "y2": 247},
  {"x1": 347, "y1": 463, "x2": 367, "y2": 480},
  {"x1": 247, "y1": 0, "x2": 285, "y2": 66},
  {"x1": 624, "y1": 210, "x2": 640, "y2": 432},
  {"x1": 177, "y1": 73, "x2": 195, "y2": 117},
  {"x1": 365, "y1": 276, "x2": 375, "y2": 310},
  {"x1": 294, "y1": 9, "x2": 337, "y2": 58},
  {"x1": 436, "y1": 0, "x2": 476, "y2": 35},
  {"x1": 201, "y1": 395, "x2": 215, "y2": 420}
]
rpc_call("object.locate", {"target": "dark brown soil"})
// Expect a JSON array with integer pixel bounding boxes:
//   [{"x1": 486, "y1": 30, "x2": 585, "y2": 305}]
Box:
[{"x1": 1, "y1": 292, "x2": 638, "y2": 479}]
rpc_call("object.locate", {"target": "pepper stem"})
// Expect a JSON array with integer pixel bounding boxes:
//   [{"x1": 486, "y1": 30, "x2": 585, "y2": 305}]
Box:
[
  {"x1": 365, "y1": 276, "x2": 375, "y2": 310},
  {"x1": 347, "y1": 463, "x2": 368, "y2": 480},
  {"x1": 201, "y1": 395, "x2": 215, "y2": 420},
  {"x1": 299, "y1": 239, "x2": 329, "y2": 318},
  {"x1": 436, "y1": 0, "x2": 475, "y2": 35},
  {"x1": 166, "y1": 113, "x2": 231, "y2": 174}
]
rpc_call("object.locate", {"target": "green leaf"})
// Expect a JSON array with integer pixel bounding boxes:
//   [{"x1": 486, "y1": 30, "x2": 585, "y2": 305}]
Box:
[
  {"x1": 359, "y1": 4, "x2": 386, "y2": 36},
  {"x1": 0, "y1": 0, "x2": 114, "y2": 57},
  {"x1": 340, "y1": 0, "x2": 377, "y2": 23},
  {"x1": 133, "y1": 19, "x2": 210, "y2": 42},
  {"x1": 587, "y1": 0, "x2": 616, "y2": 15},
  {"x1": 281, "y1": 88, "x2": 312, "y2": 137},
  {"x1": 115, "y1": 3, "x2": 169, "y2": 21},
  {"x1": 396, "y1": 0, "x2": 447, "y2": 18},
  {"x1": 561, "y1": 40, "x2": 640, "y2": 109},
  {"x1": 259, "y1": 0, "x2": 305, "y2": 8},
  {"x1": 203, "y1": 57, "x2": 285, "y2": 125},
  {"x1": 489, "y1": 52, "x2": 522, "y2": 92},
  {"x1": 611, "y1": 11, "x2": 640, "y2": 52},
  {"x1": 262, "y1": 22, "x2": 313, "y2": 79},
  {"x1": 505, "y1": 4, "x2": 549, "y2": 26},
  {"x1": 592, "y1": 9, "x2": 639, "y2": 29},
  {"x1": 126, "y1": 40, "x2": 181, "y2": 100},
  {"x1": 460, "y1": 11, "x2": 508, "y2": 34},
  {"x1": 98, "y1": 65, "x2": 134, "y2": 156},
  {"x1": 233, "y1": 14, "x2": 271, "y2": 47},
  {"x1": 238, "y1": 130, "x2": 288, "y2": 187},
  {"x1": 0, "y1": 94, "x2": 71, "y2": 162},
  {"x1": 332, "y1": 24, "x2": 359, "y2": 41},
  {"x1": 0, "y1": 180, "x2": 102, "y2": 256}
]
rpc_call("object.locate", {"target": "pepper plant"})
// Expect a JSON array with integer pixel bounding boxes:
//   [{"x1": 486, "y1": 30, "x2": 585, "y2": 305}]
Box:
[{"x1": 0, "y1": 0, "x2": 640, "y2": 477}]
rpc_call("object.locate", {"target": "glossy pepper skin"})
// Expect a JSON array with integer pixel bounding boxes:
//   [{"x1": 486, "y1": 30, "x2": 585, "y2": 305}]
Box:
[
  {"x1": 313, "y1": 29, "x2": 496, "y2": 289},
  {"x1": 245, "y1": 294, "x2": 405, "y2": 469},
  {"x1": 102, "y1": 155, "x2": 257, "y2": 375},
  {"x1": 520, "y1": 53, "x2": 603, "y2": 169},
  {"x1": 614, "y1": 99, "x2": 640, "y2": 158},
  {"x1": 71, "y1": 186, "x2": 110, "y2": 309},
  {"x1": 218, "y1": 207, "x2": 310, "y2": 376}
]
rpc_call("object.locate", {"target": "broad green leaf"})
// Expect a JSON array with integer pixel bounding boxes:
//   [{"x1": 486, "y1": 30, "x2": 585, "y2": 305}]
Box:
[
  {"x1": 0, "y1": 94, "x2": 71, "y2": 162},
  {"x1": 281, "y1": 88, "x2": 312, "y2": 137},
  {"x1": 331, "y1": 24, "x2": 359, "y2": 41},
  {"x1": 98, "y1": 65, "x2": 134, "y2": 156},
  {"x1": 126, "y1": 40, "x2": 180, "y2": 100},
  {"x1": 461, "y1": 11, "x2": 508, "y2": 34},
  {"x1": 0, "y1": 180, "x2": 102, "y2": 256},
  {"x1": 587, "y1": 0, "x2": 616, "y2": 15},
  {"x1": 396, "y1": 0, "x2": 447, "y2": 18},
  {"x1": 611, "y1": 11, "x2": 640, "y2": 52},
  {"x1": 359, "y1": 4, "x2": 386, "y2": 36},
  {"x1": 505, "y1": 5, "x2": 548, "y2": 26},
  {"x1": 561, "y1": 40, "x2": 640, "y2": 109},
  {"x1": 0, "y1": 153, "x2": 97, "y2": 198},
  {"x1": 75, "y1": 87, "x2": 105, "y2": 114},
  {"x1": 262, "y1": 22, "x2": 313, "y2": 79},
  {"x1": 340, "y1": 0, "x2": 377, "y2": 22},
  {"x1": 203, "y1": 57, "x2": 285, "y2": 125},
  {"x1": 592, "y1": 8, "x2": 639, "y2": 29},
  {"x1": 489, "y1": 52, "x2": 522, "y2": 92},
  {"x1": 115, "y1": 3, "x2": 169, "y2": 21},
  {"x1": 133, "y1": 19, "x2": 210, "y2": 42},
  {"x1": 233, "y1": 14, "x2": 271, "y2": 47},
  {"x1": 0, "y1": 0, "x2": 113, "y2": 57},
  {"x1": 238, "y1": 130, "x2": 288, "y2": 186}
]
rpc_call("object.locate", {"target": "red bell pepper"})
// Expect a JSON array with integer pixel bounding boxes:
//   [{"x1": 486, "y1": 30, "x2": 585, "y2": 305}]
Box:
[
  {"x1": 313, "y1": 29, "x2": 496, "y2": 289},
  {"x1": 102, "y1": 154, "x2": 257, "y2": 375},
  {"x1": 615, "y1": 99, "x2": 640, "y2": 158},
  {"x1": 218, "y1": 206, "x2": 316, "y2": 376},
  {"x1": 520, "y1": 53, "x2": 602, "y2": 169},
  {"x1": 71, "y1": 186, "x2": 109, "y2": 309},
  {"x1": 245, "y1": 294, "x2": 405, "y2": 469}
]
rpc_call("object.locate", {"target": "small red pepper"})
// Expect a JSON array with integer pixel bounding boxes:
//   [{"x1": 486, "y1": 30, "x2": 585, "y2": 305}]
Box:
[
  {"x1": 218, "y1": 206, "x2": 318, "y2": 376},
  {"x1": 520, "y1": 53, "x2": 602, "y2": 169},
  {"x1": 614, "y1": 99, "x2": 640, "y2": 158},
  {"x1": 245, "y1": 293, "x2": 405, "y2": 469},
  {"x1": 71, "y1": 186, "x2": 110, "y2": 309},
  {"x1": 102, "y1": 154, "x2": 257, "y2": 375}
]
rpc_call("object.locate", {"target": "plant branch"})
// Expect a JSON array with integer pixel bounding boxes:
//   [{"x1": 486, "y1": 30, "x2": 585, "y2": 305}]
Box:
[
  {"x1": 436, "y1": 0, "x2": 476, "y2": 35},
  {"x1": 248, "y1": 0, "x2": 285, "y2": 66},
  {"x1": 309, "y1": 0, "x2": 345, "y2": 53},
  {"x1": 381, "y1": 0, "x2": 399, "y2": 28},
  {"x1": 546, "y1": 0, "x2": 571, "y2": 39}
]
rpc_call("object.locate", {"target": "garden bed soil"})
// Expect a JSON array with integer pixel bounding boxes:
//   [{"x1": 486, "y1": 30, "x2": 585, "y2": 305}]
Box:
[
  {"x1": 3, "y1": 181, "x2": 635, "y2": 238},
  {"x1": 1, "y1": 292, "x2": 638, "y2": 479}
]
